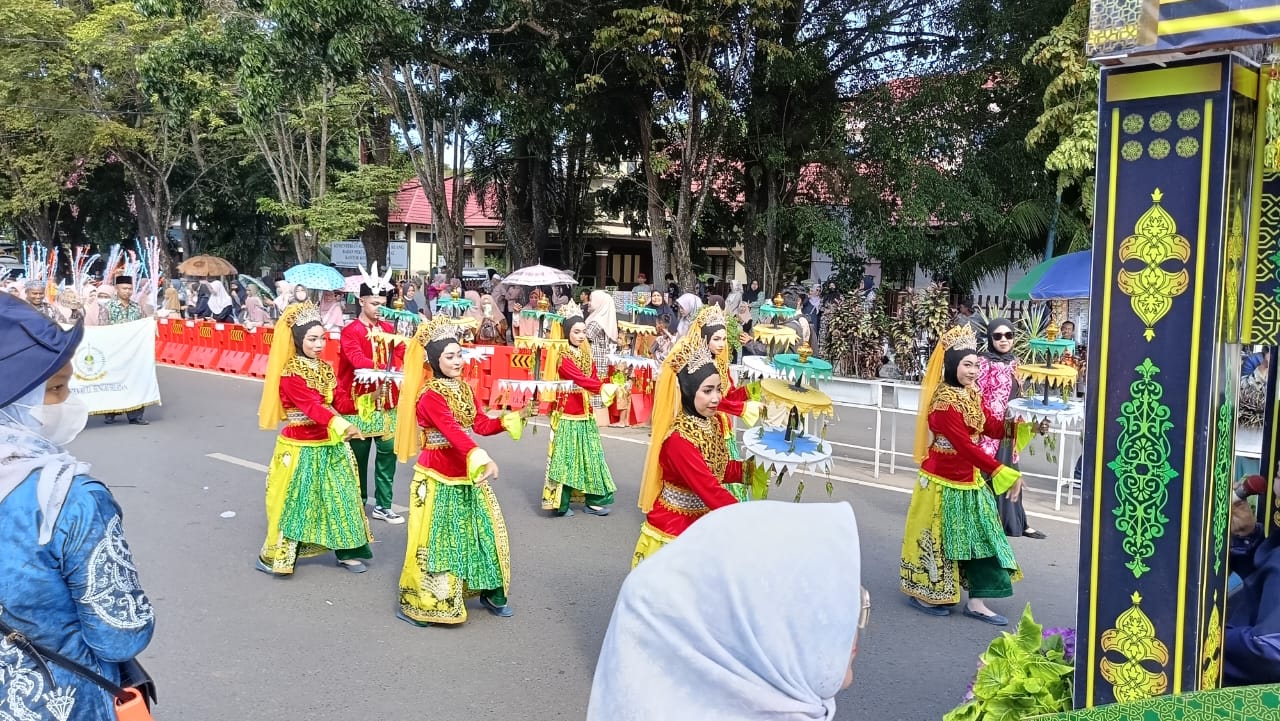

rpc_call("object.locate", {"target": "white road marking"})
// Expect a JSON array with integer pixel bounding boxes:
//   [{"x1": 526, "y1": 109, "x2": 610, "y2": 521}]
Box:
[
  {"x1": 180, "y1": 367, "x2": 1081, "y2": 526},
  {"x1": 206, "y1": 452, "x2": 410, "y2": 514},
  {"x1": 164, "y1": 365, "x2": 264, "y2": 383},
  {"x1": 207, "y1": 452, "x2": 268, "y2": 473}
]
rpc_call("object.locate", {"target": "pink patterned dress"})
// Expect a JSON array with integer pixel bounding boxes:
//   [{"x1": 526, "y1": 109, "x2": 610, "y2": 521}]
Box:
[{"x1": 976, "y1": 356, "x2": 1019, "y2": 464}]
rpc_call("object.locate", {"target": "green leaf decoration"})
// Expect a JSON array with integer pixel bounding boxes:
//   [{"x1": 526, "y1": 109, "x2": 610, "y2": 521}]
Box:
[
  {"x1": 946, "y1": 604, "x2": 1074, "y2": 721},
  {"x1": 1107, "y1": 358, "x2": 1176, "y2": 578}
]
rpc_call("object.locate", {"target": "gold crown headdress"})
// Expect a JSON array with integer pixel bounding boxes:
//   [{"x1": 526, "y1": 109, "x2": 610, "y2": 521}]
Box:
[
  {"x1": 282, "y1": 300, "x2": 323, "y2": 328},
  {"x1": 665, "y1": 333, "x2": 716, "y2": 378},
  {"x1": 411, "y1": 315, "x2": 465, "y2": 347},
  {"x1": 681, "y1": 342, "x2": 715, "y2": 376},
  {"x1": 558, "y1": 299, "x2": 583, "y2": 320},
  {"x1": 909, "y1": 322, "x2": 979, "y2": 465},
  {"x1": 940, "y1": 324, "x2": 978, "y2": 352},
  {"x1": 695, "y1": 304, "x2": 726, "y2": 328}
]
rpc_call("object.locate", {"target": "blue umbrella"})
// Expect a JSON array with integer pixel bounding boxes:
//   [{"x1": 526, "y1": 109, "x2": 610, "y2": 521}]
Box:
[
  {"x1": 284, "y1": 263, "x2": 346, "y2": 291},
  {"x1": 1006, "y1": 251, "x2": 1092, "y2": 301}
]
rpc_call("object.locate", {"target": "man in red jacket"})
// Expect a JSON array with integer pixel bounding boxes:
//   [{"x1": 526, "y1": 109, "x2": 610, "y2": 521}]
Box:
[{"x1": 335, "y1": 281, "x2": 406, "y2": 524}]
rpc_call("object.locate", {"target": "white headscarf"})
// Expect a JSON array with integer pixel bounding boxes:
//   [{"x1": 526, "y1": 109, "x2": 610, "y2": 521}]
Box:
[
  {"x1": 588, "y1": 501, "x2": 862, "y2": 721},
  {"x1": 0, "y1": 386, "x2": 91, "y2": 545},
  {"x1": 274, "y1": 280, "x2": 294, "y2": 312},
  {"x1": 675, "y1": 293, "x2": 703, "y2": 337},
  {"x1": 207, "y1": 280, "x2": 233, "y2": 315},
  {"x1": 585, "y1": 289, "x2": 618, "y2": 344},
  {"x1": 724, "y1": 290, "x2": 744, "y2": 321}
]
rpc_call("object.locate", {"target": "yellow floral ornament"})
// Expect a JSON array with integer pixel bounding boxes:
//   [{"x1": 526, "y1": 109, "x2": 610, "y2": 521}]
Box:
[
  {"x1": 1117, "y1": 188, "x2": 1190, "y2": 340},
  {"x1": 1099, "y1": 591, "x2": 1169, "y2": 703}
]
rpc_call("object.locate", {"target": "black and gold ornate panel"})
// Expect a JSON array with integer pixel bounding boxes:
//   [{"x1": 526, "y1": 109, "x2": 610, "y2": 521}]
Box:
[
  {"x1": 1090, "y1": 1, "x2": 1280, "y2": 59},
  {"x1": 1077, "y1": 57, "x2": 1253, "y2": 709}
]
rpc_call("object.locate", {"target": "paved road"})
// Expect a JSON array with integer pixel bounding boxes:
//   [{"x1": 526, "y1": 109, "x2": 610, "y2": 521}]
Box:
[{"x1": 72, "y1": 367, "x2": 1081, "y2": 721}]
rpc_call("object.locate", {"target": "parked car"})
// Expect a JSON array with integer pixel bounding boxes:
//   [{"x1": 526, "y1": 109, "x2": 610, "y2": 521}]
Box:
[
  {"x1": 0, "y1": 254, "x2": 22, "y2": 281},
  {"x1": 461, "y1": 266, "x2": 501, "y2": 290}
]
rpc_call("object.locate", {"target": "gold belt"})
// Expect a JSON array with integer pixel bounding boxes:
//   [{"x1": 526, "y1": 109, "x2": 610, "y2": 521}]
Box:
[
  {"x1": 420, "y1": 428, "x2": 450, "y2": 450},
  {"x1": 657, "y1": 482, "x2": 708, "y2": 516}
]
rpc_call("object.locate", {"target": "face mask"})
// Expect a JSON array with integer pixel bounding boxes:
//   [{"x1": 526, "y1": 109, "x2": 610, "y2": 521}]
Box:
[{"x1": 31, "y1": 395, "x2": 90, "y2": 447}]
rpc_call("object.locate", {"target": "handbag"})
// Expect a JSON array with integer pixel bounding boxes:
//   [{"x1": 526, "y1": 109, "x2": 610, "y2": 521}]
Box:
[{"x1": 0, "y1": 614, "x2": 156, "y2": 720}]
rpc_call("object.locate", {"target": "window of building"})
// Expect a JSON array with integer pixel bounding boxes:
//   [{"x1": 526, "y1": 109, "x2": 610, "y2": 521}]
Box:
[
  {"x1": 415, "y1": 231, "x2": 437, "y2": 244},
  {"x1": 463, "y1": 234, "x2": 473, "y2": 247}
]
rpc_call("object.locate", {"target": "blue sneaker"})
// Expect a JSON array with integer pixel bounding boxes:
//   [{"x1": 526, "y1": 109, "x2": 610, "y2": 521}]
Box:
[
  {"x1": 962, "y1": 606, "x2": 1008, "y2": 626},
  {"x1": 254, "y1": 559, "x2": 281, "y2": 577},
  {"x1": 396, "y1": 610, "x2": 432, "y2": 628},
  {"x1": 583, "y1": 505, "x2": 611, "y2": 516},
  {"x1": 908, "y1": 596, "x2": 951, "y2": 617},
  {"x1": 480, "y1": 596, "x2": 514, "y2": 618},
  {"x1": 336, "y1": 559, "x2": 368, "y2": 574}
]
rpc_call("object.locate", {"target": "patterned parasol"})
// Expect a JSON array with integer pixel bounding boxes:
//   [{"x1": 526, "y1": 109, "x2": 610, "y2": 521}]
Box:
[
  {"x1": 501, "y1": 264, "x2": 576, "y2": 287},
  {"x1": 177, "y1": 255, "x2": 237, "y2": 277},
  {"x1": 284, "y1": 263, "x2": 346, "y2": 291}
]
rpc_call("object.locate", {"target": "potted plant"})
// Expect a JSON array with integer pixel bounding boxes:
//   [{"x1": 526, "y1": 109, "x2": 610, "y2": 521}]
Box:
[
  {"x1": 944, "y1": 605, "x2": 1075, "y2": 721},
  {"x1": 885, "y1": 283, "x2": 950, "y2": 382},
  {"x1": 821, "y1": 294, "x2": 887, "y2": 379}
]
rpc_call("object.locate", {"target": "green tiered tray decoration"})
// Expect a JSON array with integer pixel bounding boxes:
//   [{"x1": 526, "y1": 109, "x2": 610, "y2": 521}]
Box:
[
  {"x1": 758, "y1": 291, "x2": 798, "y2": 322},
  {"x1": 379, "y1": 296, "x2": 421, "y2": 336},
  {"x1": 519, "y1": 296, "x2": 564, "y2": 338},
  {"x1": 436, "y1": 288, "x2": 473, "y2": 317},
  {"x1": 1017, "y1": 323, "x2": 1078, "y2": 411},
  {"x1": 772, "y1": 342, "x2": 834, "y2": 389}
]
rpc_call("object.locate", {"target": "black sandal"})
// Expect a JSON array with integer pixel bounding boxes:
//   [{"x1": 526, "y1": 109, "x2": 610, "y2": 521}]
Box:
[{"x1": 1024, "y1": 529, "x2": 1047, "y2": 540}]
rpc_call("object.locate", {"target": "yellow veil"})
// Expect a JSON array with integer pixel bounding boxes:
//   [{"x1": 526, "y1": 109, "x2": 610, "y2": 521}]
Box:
[
  {"x1": 638, "y1": 327, "x2": 719, "y2": 513},
  {"x1": 912, "y1": 324, "x2": 979, "y2": 463},
  {"x1": 393, "y1": 316, "x2": 464, "y2": 462},
  {"x1": 256, "y1": 302, "x2": 321, "y2": 430}
]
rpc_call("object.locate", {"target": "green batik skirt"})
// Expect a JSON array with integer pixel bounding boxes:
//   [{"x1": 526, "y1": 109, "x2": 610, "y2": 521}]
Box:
[
  {"x1": 546, "y1": 416, "x2": 616, "y2": 497},
  {"x1": 277, "y1": 440, "x2": 373, "y2": 551}
]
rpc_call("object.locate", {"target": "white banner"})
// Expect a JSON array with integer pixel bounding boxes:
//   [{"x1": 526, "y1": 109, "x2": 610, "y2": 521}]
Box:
[
  {"x1": 329, "y1": 240, "x2": 410, "y2": 269},
  {"x1": 69, "y1": 318, "x2": 162, "y2": 415}
]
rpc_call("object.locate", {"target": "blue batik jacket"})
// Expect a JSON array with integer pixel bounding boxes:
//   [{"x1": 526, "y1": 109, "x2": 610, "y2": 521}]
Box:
[
  {"x1": 0, "y1": 471, "x2": 155, "y2": 721},
  {"x1": 1224, "y1": 525, "x2": 1280, "y2": 686}
]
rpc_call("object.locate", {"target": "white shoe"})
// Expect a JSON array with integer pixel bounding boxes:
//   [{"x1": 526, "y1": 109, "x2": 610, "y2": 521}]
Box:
[{"x1": 371, "y1": 506, "x2": 406, "y2": 525}]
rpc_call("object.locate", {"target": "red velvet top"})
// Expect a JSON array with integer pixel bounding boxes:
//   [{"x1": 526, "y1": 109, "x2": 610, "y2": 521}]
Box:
[
  {"x1": 333, "y1": 318, "x2": 405, "y2": 415},
  {"x1": 557, "y1": 346, "x2": 603, "y2": 417},
  {"x1": 414, "y1": 378, "x2": 507, "y2": 478},
  {"x1": 277, "y1": 363, "x2": 344, "y2": 442},
  {"x1": 646, "y1": 415, "x2": 740, "y2": 537},
  {"x1": 717, "y1": 383, "x2": 749, "y2": 419},
  {"x1": 919, "y1": 385, "x2": 1008, "y2": 486}
]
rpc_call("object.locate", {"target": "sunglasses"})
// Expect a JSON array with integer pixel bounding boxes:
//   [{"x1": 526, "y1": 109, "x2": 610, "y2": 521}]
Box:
[
  {"x1": 859, "y1": 586, "x2": 872, "y2": 629},
  {"x1": 991, "y1": 332, "x2": 1015, "y2": 341}
]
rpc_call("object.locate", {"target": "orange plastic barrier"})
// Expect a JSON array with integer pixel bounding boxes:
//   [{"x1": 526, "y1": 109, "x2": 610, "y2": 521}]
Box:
[
  {"x1": 184, "y1": 321, "x2": 221, "y2": 370},
  {"x1": 246, "y1": 327, "x2": 273, "y2": 378},
  {"x1": 215, "y1": 324, "x2": 254, "y2": 375},
  {"x1": 153, "y1": 324, "x2": 655, "y2": 417}
]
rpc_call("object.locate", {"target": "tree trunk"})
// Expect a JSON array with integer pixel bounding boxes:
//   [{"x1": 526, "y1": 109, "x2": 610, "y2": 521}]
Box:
[
  {"x1": 19, "y1": 211, "x2": 56, "y2": 247},
  {"x1": 506, "y1": 134, "x2": 537, "y2": 268},
  {"x1": 529, "y1": 132, "x2": 550, "y2": 266},
  {"x1": 376, "y1": 62, "x2": 466, "y2": 279},
  {"x1": 360, "y1": 110, "x2": 392, "y2": 270},
  {"x1": 638, "y1": 105, "x2": 669, "y2": 290},
  {"x1": 125, "y1": 165, "x2": 176, "y2": 275},
  {"x1": 558, "y1": 135, "x2": 590, "y2": 273},
  {"x1": 291, "y1": 228, "x2": 311, "y2": 264}
]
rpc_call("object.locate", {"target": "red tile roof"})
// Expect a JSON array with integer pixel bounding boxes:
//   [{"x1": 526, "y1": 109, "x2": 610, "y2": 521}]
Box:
[{"x1": 388, "y1": 178, "x2": 502, "y2": 228}]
